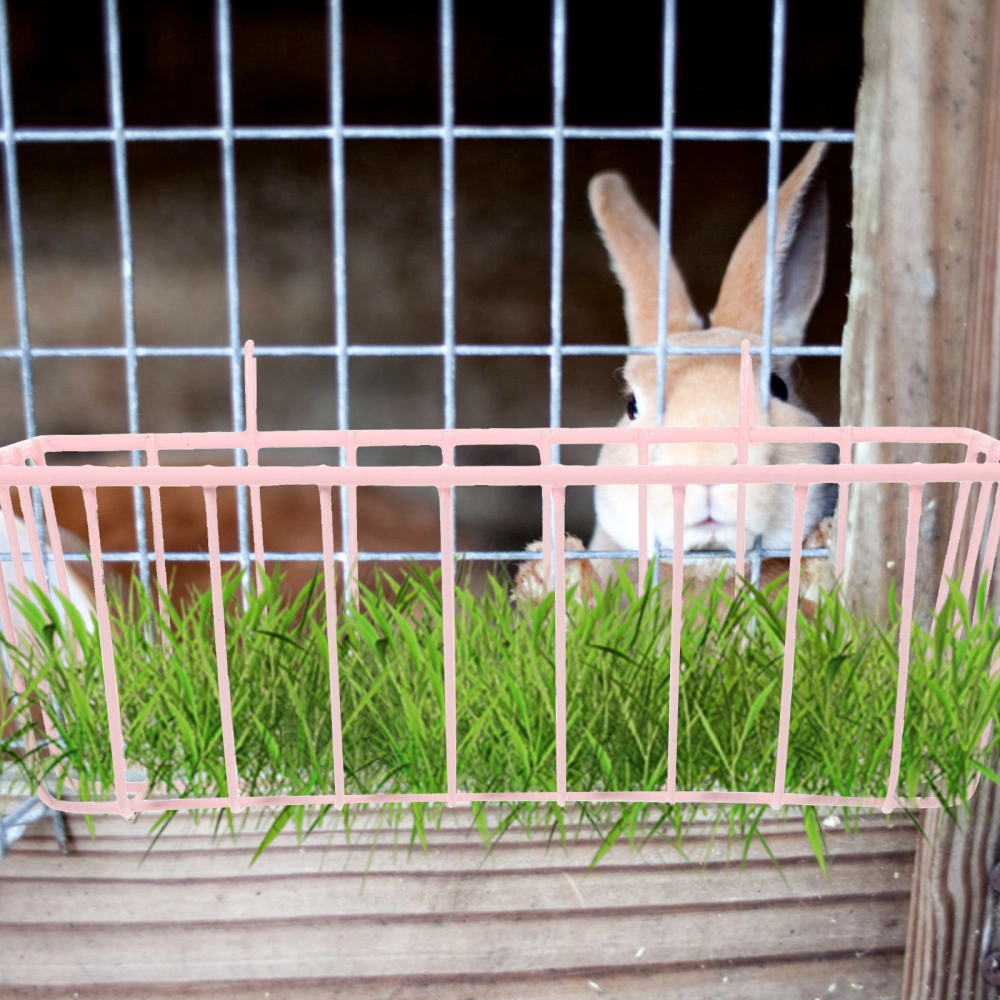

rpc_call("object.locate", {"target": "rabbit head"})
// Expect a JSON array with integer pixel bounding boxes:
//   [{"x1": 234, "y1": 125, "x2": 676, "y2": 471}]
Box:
[{"x1": 590, "y1": 141, "x2": 837, "y2": 562}]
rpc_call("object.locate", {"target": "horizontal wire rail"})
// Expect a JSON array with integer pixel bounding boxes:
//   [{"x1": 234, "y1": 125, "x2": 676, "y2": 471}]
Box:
[
  {"x1": 0, "y1": 126, "x2": 854, "y2": 143},
  {"x1": 0, "y1": 344, "x2": 845, "y2": 360}
]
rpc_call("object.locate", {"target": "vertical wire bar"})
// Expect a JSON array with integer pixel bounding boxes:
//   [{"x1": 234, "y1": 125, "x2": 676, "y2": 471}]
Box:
[
  {"x1": 346, "y1": 442, "x2": 359, "y2": 602},
  {"x1": 103, "y1": 0, "x2": 150, "y2": 598},
  {"x1": 81, "y1": 486, "x2": 132, "y2": 818},
  {"x1": 0, "y1": 486, "x2": 35, "y2": 747},
  {"x1": 33, "y1": 455, "x2": 72, "y2": 602},
  {"x1": 959, "y1": 478, "x2": 995, "y2": 605},
  {"x1": 0, "y1": 487, "x2": 27, "y2": 594},
  {"x1": 0, "y1": 485, "x2": 27, "y2": 688},
  {"x1": 328, "y1": 0, "x2": 352, "y2": 600},
  {"x1": 734, "y1": 340, "x2": 757, "y2": 587},
  {"x1": 0, "y1": 0, "x2": 33, "y2": 445},
  {"x1": 552, "y1": 485, "x2": 567, "y2": 807},
  {"x1": 972, "y1": 469, "x2": 1000, "y2": 799},
  {"x1": 637, "y1": 437, "x2": 649, "y2": 592},
  {"x1": 974, "y1": 476, "x2": 1000, "y2": 624},
  {"x1": 0, "y1": 470, "x2": 22, "y2": 749},
  {"x1": 243, "y1": 342, "x2": 265, "y2": 594},
  {"x1": 548, "y1": 0, "x2": 567, "y2": 469},
  {"x1": 438, "y1": 485, "x2": 458, "y2": 807},
  {"x1": 0, "y1": 523, "x2": 25, "y2": 750},
  {"x1": 936, "y1": 498, "x2": 973, "y2": 610},
  {"x1": 215, "y1": 0, "x2": 251, "y2": 599},
  {"x1": 835, "y1": 428, "x2": 853, "y2": 579},
  {"x1": 0, "y1": 510, "x2": 20, "y2": 649},
  {"x1": 977, "y1": 480, "x2": 996, "y2": 596},
  {"x1": 145, "y1": 447, "x2": 170, "y2": 620},
  {"x1": 0, "y1": 0, "x2": 48, "y2": 584},
  {"x1": 665, "y1": 485, "x2": 684, "y2": 801},
  {"x1": 758, "y1": 0, "x2": 787, "y2": 419},
  {"x1": 203, "y1": 486, "x2": 243, "y2": 814},
  {"x1": 318, "y1": 485, "x2": 345, "y2": 806},
  {"x1": 4, "y1": 483, "x2": 60, "y2": 743},
  {"x1": 439, "y1": 0, "x2": 459, "y2": 574},
  {"x1": 882, "y1": 483, "x2": 923, "y2": 813},
  {"x1": 771, "y1": 482, "x2": 807, "y2": 810},
  {"x1": 935, "y1": 443, "x2": 978, "y2": 613},
  {"x1": 440, "y1": 0, "x2": 456, "y2": 432},
  {"x1": 650, "y1": 0, "x2": 677, "y2": 587},
  {"x1": 653, "y1": 0, "x2": 677, "y2": 425},
  {"x1": 15, "y1": 486, "x2": 48, "y2": 598},
  {"x1": 734, "y1": 485, "x2": 747, "y2": 584},
  {"x1": 248, "y1": 495, "x2": 265, "y2": 592},
  {"x1": 540, "y1": 442, "x2": 552, "y2": 586}
]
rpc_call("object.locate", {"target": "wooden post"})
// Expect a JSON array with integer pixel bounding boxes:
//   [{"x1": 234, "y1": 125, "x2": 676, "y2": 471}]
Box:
[
  {"x1": 841, "y1": 0, "x2": 998, "y2": 620},
  {"x1": 842, "y1": 0, "x2": 1000, "y2": 996},
  {"x1": 900, "y1": 779, "x2": 1000, "y2": 999}
]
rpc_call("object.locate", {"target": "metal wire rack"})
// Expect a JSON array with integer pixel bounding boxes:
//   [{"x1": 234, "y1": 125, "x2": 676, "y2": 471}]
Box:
[{"x1": 2, "y1": 339, "x2": 998, "y2": 820}]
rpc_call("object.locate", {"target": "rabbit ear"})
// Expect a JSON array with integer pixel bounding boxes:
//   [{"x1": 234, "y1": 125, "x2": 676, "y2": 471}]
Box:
[
  {"x1": 710, "y1": 141, "x2": 829, "y2": 346},
  {"x1": 589, "y1": 171, "x2": 701, "y2": 346}
]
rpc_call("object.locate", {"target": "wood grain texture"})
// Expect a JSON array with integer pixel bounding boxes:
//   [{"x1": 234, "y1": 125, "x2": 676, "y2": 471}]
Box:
[
  {"x1": 0, "y1": 955, "x2": 906, "y2": 1000},
  {"x1": 883, "y1": 1, "x2": 1000, "y2": 997},
  {"x1": 0, "y1": 807, "x2": 916, "y2": 997},
  {"x1": 840, "y1": 0, "x2": 997, "y2": 623},
  {"x1": 901, "y1": 777, "x2": 1000, "y2": 1000}
]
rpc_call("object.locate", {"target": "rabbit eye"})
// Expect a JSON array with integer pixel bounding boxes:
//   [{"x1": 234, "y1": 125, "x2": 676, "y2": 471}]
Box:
[
  {"x1": 626, "y1": 393, "x2": 638, "y2": 420},
  {"x1": 769, "y1": 374, "x2": 789, "y2": 402}
]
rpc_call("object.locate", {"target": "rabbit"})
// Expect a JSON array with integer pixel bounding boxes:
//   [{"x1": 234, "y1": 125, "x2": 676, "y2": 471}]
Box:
[{"x1": 515, "y1": 141, "x2": 838, "y2": 608}]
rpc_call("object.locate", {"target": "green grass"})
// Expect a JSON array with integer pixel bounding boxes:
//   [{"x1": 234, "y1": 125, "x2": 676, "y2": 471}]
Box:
[{"x1": 3, "y1": 562, "x2": 1000, "y2": 870}]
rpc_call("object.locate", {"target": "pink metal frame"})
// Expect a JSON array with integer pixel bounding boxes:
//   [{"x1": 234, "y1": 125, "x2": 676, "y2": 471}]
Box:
[{"x1": 1, "y1": 340, "x2": 998, "y2": 820}]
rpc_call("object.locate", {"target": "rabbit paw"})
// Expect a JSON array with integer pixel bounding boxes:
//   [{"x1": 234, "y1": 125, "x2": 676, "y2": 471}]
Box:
[{"x1": 513, "y1": 534, "x2": 597, "y2": 607}]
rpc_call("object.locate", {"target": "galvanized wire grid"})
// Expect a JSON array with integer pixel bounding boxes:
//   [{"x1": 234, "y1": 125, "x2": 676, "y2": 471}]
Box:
[{"x1": 0, "y1": 0, "x2": 850, "y2": 584}]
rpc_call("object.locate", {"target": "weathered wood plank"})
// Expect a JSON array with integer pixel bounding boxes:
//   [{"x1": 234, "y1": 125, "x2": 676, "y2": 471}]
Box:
[
  {"x1": 901, "y1": 775, "x2": 1000, "y2": 998},
  {"x1": 1, "y1": 953, "x2": 906, "y2": 1000},
  {"x1": 0, "y1": 824, "x2": 913, "y2": 878},
  {"x1": 0, "y1": 854, "x2": 913, "y2": 924},
  {"x1": 840, "y1": 0, "x2": 998, "y2": 619},
  {"x1": 1, "y1": 894, "x2": 909, "y2": 986},
  {"x1": 1, "y1": 801, "x2": 915, "y2": 995},
  {"x1": 841, "y1": 4, "x2": 1000, "y2": 996}
]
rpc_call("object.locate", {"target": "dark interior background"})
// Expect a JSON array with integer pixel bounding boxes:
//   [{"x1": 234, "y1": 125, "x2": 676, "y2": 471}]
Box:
[{"x1": 0, "y1": 0, "x2": 862, "y2": 552}]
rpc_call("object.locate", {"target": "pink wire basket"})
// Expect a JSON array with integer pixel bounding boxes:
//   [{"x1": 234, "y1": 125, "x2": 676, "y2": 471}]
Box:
[{"x1": 1, "y1": 340, "x2": 998, "y2": 822}]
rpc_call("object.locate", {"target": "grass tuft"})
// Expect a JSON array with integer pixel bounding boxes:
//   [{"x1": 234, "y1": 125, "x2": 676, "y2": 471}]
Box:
[{"x1": 3, "y1": 564, "x2": 999, "y2": 871}]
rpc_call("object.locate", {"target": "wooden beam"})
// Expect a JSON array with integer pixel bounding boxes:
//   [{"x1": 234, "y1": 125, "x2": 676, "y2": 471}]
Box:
[
  {"x1": 843, "y1": 0, "x2": 1000, "y2": 996},
  {"x1": 840, "y1": 0, "x2": 997, "y2": 622},
  {"x1": 900, "y1": 777, "x2": 1000, "y2": 999}
]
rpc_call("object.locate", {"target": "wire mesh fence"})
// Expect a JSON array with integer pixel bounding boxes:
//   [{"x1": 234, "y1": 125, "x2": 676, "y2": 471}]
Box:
[{"x1": 0, "y1": 0, "x2": 850, "y2": 587}]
